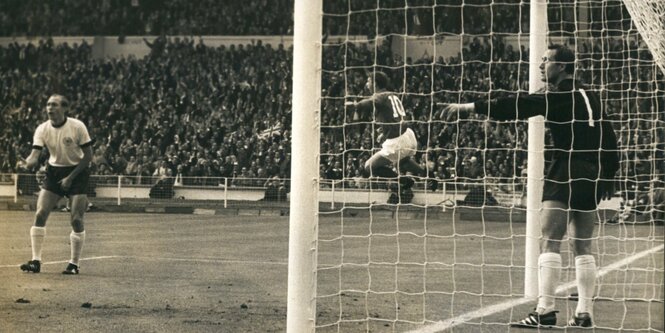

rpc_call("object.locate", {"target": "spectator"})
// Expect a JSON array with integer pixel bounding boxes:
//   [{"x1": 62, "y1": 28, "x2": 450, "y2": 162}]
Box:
[
  {"x1": 262, "y1": 176, "x2": 286, "y2": 201},
  {"x1": 124, "y1": 156, "x2": 139, "y2": 178},
  {"x1": 152, "y1": 160, "x2": 170, "y2": 184}
]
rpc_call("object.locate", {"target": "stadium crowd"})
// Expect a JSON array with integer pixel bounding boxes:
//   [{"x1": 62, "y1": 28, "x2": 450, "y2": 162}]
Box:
[
  {"x1": 1, "y1": 0, "x2": 581, "y2": 37},
  {"x1": 0, "y1": 0, "x2": 627, "y2": 38},
  {"x1": 2, "y1": 34, "x2": 661, "y2": 193},
  {"x1": 0, "y1": 35, "x2": 536, "y2": 189},
  {"x1": 0, "y1": 0, "x2": 662, "y2": 193},
  {"x1": 0, "y1": 0, "x2": 293, "y2": 36}
]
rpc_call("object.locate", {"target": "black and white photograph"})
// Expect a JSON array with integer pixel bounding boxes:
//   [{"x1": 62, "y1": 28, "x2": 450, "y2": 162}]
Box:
[{"x1": 0, "y1": 0, "x2": 663, "y2": 332}]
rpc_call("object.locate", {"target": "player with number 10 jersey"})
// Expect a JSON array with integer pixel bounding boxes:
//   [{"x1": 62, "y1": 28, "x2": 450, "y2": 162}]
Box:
[{"x1": 345, "y1": 72, "x2": 426, "y2": 197}]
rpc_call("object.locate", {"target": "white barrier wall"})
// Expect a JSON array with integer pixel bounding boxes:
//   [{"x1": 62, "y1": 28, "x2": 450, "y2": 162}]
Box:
[{"x1": 0, "y1": 182, "x2": 620, "y2": 209}]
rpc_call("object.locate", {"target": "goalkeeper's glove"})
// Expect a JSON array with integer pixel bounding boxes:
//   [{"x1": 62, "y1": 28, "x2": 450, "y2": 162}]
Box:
[{"x1": 436, "y1": 103, "x2": 475, "y2": 121}]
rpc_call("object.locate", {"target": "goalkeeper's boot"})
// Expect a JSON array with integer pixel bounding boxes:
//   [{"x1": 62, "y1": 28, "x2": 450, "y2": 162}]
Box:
[
  {"x1": 20, "y1": 260, "x2": 41, "y2": 273},
  {"x1": 510, "y1": 310, "x2": 558, "y2": 328},
  {"x1": 62, "y1": 263, "x2": 79, "y2": 275},
  {"x1": 568, "y1": 312, "x2": 593, "y2": 328}
]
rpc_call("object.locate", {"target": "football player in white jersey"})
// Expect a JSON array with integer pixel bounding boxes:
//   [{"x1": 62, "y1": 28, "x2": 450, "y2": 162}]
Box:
[{"x1": 17, "y1": 94, "x2": 94, "y2": 275}]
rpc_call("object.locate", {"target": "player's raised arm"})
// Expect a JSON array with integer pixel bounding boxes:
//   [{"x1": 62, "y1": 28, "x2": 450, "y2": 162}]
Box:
[
  {"x1": 344, "y1": 97, "x2": 374, "y2": 121},
  {"x1": 345, "y1": 97, "x2": 374, "y2": 110},
  {"x1": 438, "y1": 92, "x2": 551, "y2": 122},
  {"x1": 436, "y1": 102, "x2": 476, "y2": 121}
]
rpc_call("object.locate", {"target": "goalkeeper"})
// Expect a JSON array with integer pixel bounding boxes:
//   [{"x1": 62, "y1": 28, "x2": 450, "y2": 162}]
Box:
[
  {"x1": 440, "y1": 44, "x2": 619, "y2": 328},
  {"x1": 345, "y1": 71, "x2": 427, "y2": 202}
]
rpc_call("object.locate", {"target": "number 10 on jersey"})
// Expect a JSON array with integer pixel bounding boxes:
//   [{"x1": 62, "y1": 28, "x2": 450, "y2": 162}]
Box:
[{"x1": 389, "y1": 95, "x2": 406, "y2": 118}]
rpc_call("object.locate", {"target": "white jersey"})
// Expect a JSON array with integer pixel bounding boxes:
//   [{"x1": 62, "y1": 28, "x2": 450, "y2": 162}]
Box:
[{"x1": 33, "y1": 117, "x2": 93, "y2": 167}]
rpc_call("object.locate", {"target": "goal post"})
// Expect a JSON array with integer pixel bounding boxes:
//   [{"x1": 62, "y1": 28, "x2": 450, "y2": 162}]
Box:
[
  {"x1": 524, "y1": 0, "x2": 548, "y2": 299},
  {"x1": 286, "y1": 0, "x2": 322, "y2": 332}
]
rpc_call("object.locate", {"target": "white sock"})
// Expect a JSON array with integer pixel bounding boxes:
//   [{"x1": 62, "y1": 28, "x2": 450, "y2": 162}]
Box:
[
  {"x1": 30, "y1": 226, "x2": 46, "y2": 261},
  {"x1": 69, "y1": 231, "x2": 86, "y2": 266},
  {"x1": 537, "y1": 252, "x2": 562, "y2": 314},
  {"x1": 575, "y1": 255, "x2": 596, "y2": 316}
]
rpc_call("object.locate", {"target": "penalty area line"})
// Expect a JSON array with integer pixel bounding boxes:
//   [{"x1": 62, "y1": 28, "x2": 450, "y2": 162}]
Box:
[
  {"x1": 407, "y1": 243, "x2": 664, "y2": 333},
  {"x1": 0, "y1": 255, "x2": 123, "y2": 268}
]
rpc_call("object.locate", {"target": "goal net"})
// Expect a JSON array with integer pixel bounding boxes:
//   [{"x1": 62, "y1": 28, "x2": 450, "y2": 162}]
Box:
[{"x1": 289, "y1": 0, "x2": 664, "y2": 332}]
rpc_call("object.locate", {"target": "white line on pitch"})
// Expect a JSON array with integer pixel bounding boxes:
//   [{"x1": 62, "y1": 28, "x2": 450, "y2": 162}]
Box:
[
  {"x1": 407, "y1": 244, "x2": 664, "y2": 333},
  {"x1": 1, "y1": 255, "x2": 288, "y2": 268},
  {"x1": 0, "y1": 255, "x2": 122, "y2": 268},
  {"x1": 123, "y1": 255, "x2": 288, "y2": 266}
]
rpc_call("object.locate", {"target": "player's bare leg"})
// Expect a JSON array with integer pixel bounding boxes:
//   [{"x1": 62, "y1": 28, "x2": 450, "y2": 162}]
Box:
[
  {"x1": 34, "y1": 189, "x2": 61, "y2": 228},
  {"x1": 538, "y1": 200, "x2": 568, "y2": 313},
  {"x1": 568, "y1": 210, "x2": 597, "y2": 327},
  {"x1": 512, "y1": 200, "x2": 567, "y2": 327},
  {"x1": 63, "y1": 194, "x2": 87, "y2": 275},
  {"x1": 540, "y1": 200, "x2": 569, "y2": 253},
  {"x1": 20, "y1": 189, "x2": 61, "y2": 273}
]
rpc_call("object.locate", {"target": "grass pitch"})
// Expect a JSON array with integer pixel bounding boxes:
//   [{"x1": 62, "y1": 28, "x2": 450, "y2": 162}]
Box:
[{"x1": 0, "y1": 210, "x2": 662, "y2": 332}]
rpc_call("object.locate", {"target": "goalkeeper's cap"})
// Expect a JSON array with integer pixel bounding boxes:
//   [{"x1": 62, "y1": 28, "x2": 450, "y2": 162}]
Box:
[{"x1": 373, "y1": 71, "x2": 390, "y2": 90}]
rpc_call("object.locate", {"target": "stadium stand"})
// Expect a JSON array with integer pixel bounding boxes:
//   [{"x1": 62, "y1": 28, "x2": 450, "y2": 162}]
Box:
[
  {"x1": 1, "y1": 35, "x2": 662, "y2": 194},
  {"x1": 0, "y1": 0, "x2": 662, "y2": 197}
]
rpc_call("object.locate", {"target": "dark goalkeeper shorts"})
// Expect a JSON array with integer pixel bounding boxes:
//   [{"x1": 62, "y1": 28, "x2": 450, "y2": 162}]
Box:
[
  {"x1": 43, "y1": 164, "x2": 90, "y2": 197},
  {"x1": 542, "y1": 158, "x2": 601, "y2": 211}
]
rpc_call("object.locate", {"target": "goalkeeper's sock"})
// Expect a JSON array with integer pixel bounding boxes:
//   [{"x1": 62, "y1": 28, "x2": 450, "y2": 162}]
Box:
[
  {"x1": 575, "y1": 255, "x2": 596, "y2": 317},
  {"x1": 537, "y1": 252, "x2": 561, "y2": 314},
  {"x1": 69, "y1": 231, "x2": 86, "y2": 266},
  {"x1": 30, "y1": 226, "x2": 46, "y2": 261}
]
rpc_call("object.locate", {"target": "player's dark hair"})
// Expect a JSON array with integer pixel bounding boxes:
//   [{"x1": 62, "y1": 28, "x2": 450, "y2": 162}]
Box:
[
  {"x1": 373, "y1": 71, "x2": 390, "y2": 90},
  {"x1": 548, "y1": 44, "x2": 575, "y2": 74}
]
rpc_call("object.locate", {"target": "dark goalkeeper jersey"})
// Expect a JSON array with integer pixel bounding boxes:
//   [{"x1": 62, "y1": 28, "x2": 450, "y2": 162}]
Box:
[
  {"x1": 474, "y1": 78, "x2": 620, "y2": 176},
  {"x1": 355, "y1": 91, "x2": 408, "y2": 139}
]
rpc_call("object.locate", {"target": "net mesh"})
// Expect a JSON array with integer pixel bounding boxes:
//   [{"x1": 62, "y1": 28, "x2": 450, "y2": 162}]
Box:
[
  {"x1": 621, "y1": 0, "x2": 665, "y2": 75},
  {"x1": 317, "y1": 0, "x2": 664, "y2": 331}
]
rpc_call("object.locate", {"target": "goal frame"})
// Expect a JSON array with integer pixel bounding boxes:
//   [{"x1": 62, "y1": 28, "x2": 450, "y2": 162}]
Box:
[
  {"x1": 286, "y1": 0, "x2": 548, "y2": 330},
  {"x1": 286, "y1": 0, "x2": 322, "y2": 332}
]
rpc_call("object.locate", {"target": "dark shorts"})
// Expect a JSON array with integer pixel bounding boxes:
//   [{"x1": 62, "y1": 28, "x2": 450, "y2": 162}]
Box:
[
  {"x1": 43, "y1": 164, "x2": 90, "y2": 197},
  {"x1": 542, "y1": 158, "x2": 601, "y2": 211}
]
